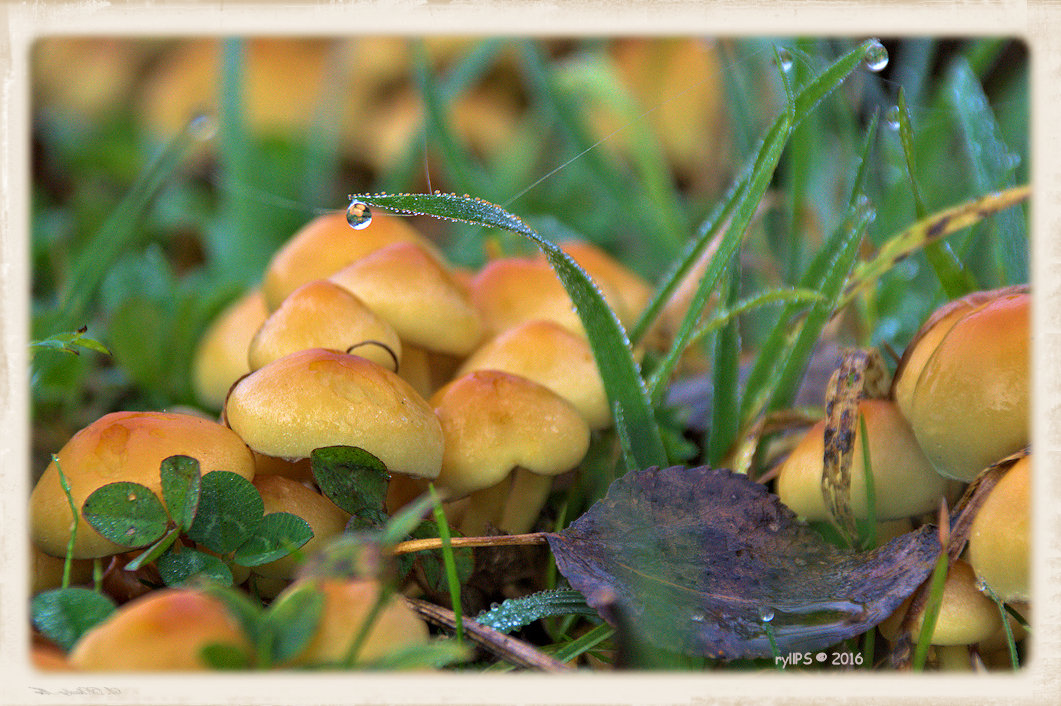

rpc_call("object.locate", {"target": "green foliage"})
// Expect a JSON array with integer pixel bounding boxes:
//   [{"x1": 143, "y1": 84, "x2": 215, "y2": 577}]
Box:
[{"x1": 31, "y1": 587, "x2": 117, "y2": 652}]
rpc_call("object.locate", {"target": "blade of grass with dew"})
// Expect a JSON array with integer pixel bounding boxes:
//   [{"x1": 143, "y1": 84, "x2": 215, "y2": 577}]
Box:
[
  {"x1": 430, "y1": 485, "x2": 464, "y2": 645},
  {"x1": 946, "y1": 55, "x2": 1028, "y2": 285},
  {"x1": 739, "y1": 110, "x2": 878, "y2": 423},
  {"x1": 687, "y1": 288, "x2": 825, "y2": 350},
  {"x1": 643, "y1": 39, "x2": 880, "y2": 403},
  {"x1": 838, "y1": 184, "x2": 1030, "y2": 310},
  {"x1": 895, "y1": 87, "x2": 976, "y2": 298},
  {"x1": 706, "y1": 255, "x2": 742, "y2": 467},
  {"x1": 349, "y1": 191, "x2": 668, "y2": 469},
  {"x1": 475, "y1": 590, "x2": 597, "y2": 634}
]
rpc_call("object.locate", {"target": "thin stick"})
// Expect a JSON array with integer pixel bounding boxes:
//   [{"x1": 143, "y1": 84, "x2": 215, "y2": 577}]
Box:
[
  {"x1": 402, "y1": 597, "x2": 575, "y2": 672},
  {"x1": 391, "y1": 532, "x2": 550, "y2": 556}
]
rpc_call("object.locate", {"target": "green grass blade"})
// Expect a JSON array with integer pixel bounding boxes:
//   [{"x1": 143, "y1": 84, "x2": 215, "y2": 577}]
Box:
[
  {"x1": 706, "y1": 256, "x2": 742, "y2": 466},
  {"x1": 350, "y1": 191, "x2": 668, "y2": 469},
  {"x1": 946, "y1": 55, "x2": 1028, "y2": 285},
  {"x1": 430, "y1": 486, "x2": 464, "y2": 645},
  {"x1": 550, "y1": 622, "x2": 615, "y2": 664}
]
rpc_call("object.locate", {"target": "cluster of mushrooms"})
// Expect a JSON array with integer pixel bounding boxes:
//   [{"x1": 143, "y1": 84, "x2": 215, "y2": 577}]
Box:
[
  {"x1": 30, "y1": 207, "x2": 681, "y2": 670},
  {"x1": 775, "y1": 285, "x2": 1031, "y2": 669}
]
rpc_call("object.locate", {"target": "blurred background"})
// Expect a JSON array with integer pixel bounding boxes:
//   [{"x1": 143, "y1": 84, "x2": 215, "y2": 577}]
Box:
[{"x1": 29, "y1": 36, "x2": 1029, "y2": 479}]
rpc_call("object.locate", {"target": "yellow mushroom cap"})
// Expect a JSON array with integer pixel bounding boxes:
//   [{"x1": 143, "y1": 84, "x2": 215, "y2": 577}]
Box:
[
  {"x1": 879, "y1": 559, "x2": 1002, "y2": 646},
  {"x1": 430, "y1": 370, "x2": 590, "y2": 499},
  {"x1": 329, "y1": 241, "x2": 484, "y2": 357},
  {"x1": 261, "y1": 210, "x2": 440, "y2": 311},
  {"x1": 191, "y1": 288, "x2": 268, "y2": 409},
  {"x1": 279, "y1": 578, "x2": 429, "y2": 667},
  {"x1": 776, "y1": 399, "x2": 947, "y2": 522},
  {"x1": 904, "y1": 289, "x2": 1030, "y2": 481},
  {"x1": 968, "y1": 454, "x2": 1031, "y2": 603},
  {"x1": 68, "y1": 588, "x2": 251, "y2": 670},
  {"x1": 470, "y1": 256, "x2": 631, "y2": 338},
  {"x1": 248, "y1": 279, "x2": 402, "y2": 372},
  {"x1": 224, "y1": 348, "x2": 443, "y2": 480},
  {"x1": 457, "y1": 319, "x2": 611, "y2": 430},
  {"x1": 31, "y1": 412, "x2": 256, "y2": 559},
  {"x1": 250, "y1": 475, "x2": 351, "y2": 581}
]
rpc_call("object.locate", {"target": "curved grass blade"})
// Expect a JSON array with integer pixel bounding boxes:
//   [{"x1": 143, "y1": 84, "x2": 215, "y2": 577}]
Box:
[
  {"x1": 839, "y1": 184, "x2": 1030, "y2": 309},
  {"x1": 349, "y1": 191, "x2": 668, "y2": 470},
  {"x1": 475, "y1": 590, "x2": 598, "y2": 634}
]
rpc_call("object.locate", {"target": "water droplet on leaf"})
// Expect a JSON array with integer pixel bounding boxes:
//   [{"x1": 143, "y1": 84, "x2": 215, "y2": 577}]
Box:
[
  {"x1": 346, "y1": 200, "x2": 373, "y2": 230},
  {"x1": 863, "y1": 40, "x2": 889, "y2": 72},
  {"x1": 776, "y1": 47, "x2": 794, "y2": 72},
  {"x1": 884, "y1": 105, "x2": 901, "y2": 131},
  {"x1": 188, "y1": 113, "x2": 217, "y2": 141},
  {"x1": 759, "y1": 607, "x2": 775, "y2": 623}
]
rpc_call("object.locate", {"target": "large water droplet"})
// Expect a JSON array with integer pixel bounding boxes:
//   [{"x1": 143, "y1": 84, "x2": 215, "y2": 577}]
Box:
[
  {"x1": 884, "y1": 105, "x2": 901, "y2": 131},
  {"x1": 346, "y1": 200, "x2": 373, "y2": 230},
  {"x1": 863, "y1": 40, "x2": 889, "y2": 72},
  {"x1": 1004, "y1": 153, "x2": 1022, "y2": 170},
  {"x1": 855, "y1": 194, "x2": 877, "y2": 223},
  {"x1": 189, "y1": 113, "x2": 217, "y2": 141},
  {"x1": 775, "y1": 47, "x2": 794, "y2": 73},
  {"x1": 759, "y1": 607, "x2": 775, "y2": 623}
]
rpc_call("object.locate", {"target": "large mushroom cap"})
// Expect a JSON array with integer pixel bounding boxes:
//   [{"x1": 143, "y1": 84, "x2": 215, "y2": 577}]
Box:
[
  {"x1": 31, "y1": 411, "x2": 256, "y2": 559},
  {"x1": 248, "y1": 279, "x2": 402, "y2": 372},
  {"x1": 430, "y1": 370, "x2": 590, "y2": 499},
  {"x1": 968, "y1": 454, "x2": 1031, "y2": 603},
  {"x1": 224, "y1": 348, "x2": 443, "y2": 480},
  {"x1": 262, "y1": 211, "x2": 440, "y2": 311},
  {"x1": 329, "y1": 241, "x2": 484, "y2": 357},
  {"x1": 904, "y1": 289, "x2": 1029, "y2": 481},
  {"x1": 776, "y1": 399, "x2": 947, "y2": 522}
]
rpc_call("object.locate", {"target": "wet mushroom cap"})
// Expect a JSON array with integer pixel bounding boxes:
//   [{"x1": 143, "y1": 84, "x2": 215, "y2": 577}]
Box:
[
  {"x1": 248, "y1": 279, "x2": 401, "y2": 372},
  {"x1": 776, "y1": 399, "x2": 947, "y2": 522},
  {"x1": 903, "y1": 289, "x2": 1029, "y2": 481},
  {"x1": 261, "y1": 210, "x2": 441, "y2": 311},
  {"x1": 968, "y1": 454, "x2": 1031, "y2": 603},
  {"x1": 429, "y1": 370, "x2": 590, "y2": 499},
  {"x1": 224, "y1": 348, "x2": 443, "y2": 480},
  {"x1": 30, "y1": 411, "x2": 256, "y2": 559},
  {"x1": 68, "y1": 588, "x2": 251, "y2": 670}
]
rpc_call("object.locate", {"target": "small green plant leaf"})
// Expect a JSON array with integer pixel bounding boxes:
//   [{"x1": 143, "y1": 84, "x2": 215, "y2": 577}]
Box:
[
  {"x1": 263, "y1": 579, "x2": 325, "y2": 664},
  {"x1": 310, "y1": 445, "x2": 389, "y2": 518},
  {"x1": 29, "y1": 327, "x2": 111, "y2": 358},
  {"x1": 31, "y1": 587, "x2": 117, "y2": 652},
  {"x1": 186, "y1": 471, "x2": 264, "y2": 554},
  {"x1": 81, "y1": 481, "x2": 169, "y2": 548},
  {"x1": 475, "y1": 590, "x2": 598, "y2": 634},
  {"x1": 406, "y1": 521, "x2": 474, "y2": 596},
  {"x1": 199, "y1": 642, "x2": 253, "y2": 670},
  {"x1": 233, "y1": 512, "x2": 313, "y2": 567},
  {"x1": 155, "y1": 547, "x2": 235, "y2": 587},
  {"x1": 124, "y1": 526, "x2": 182, "y2": 571},
  {"x1": 202, "y1": 584, "x2": 267, "y2": 647},
  {"x1": 349, "y1": 191, "x2": 668, "y2": 470},
  {"x1": 160, "y1": 455, "x2": 201, "y2": 531}
]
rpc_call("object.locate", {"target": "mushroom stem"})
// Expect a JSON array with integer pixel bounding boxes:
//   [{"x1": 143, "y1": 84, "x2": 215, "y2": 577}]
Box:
[
  {"x1": 458, "y1": 478, "x2": 512, "y2": 537},
  {"x1": 498, "y1": 467, "x2": 554, "y2": 535}
]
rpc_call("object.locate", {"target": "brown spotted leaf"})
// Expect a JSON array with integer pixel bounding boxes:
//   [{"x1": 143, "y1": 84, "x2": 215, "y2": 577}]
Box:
[{"x1": 547, "y1": 465, "x2": 941, "y2": 660}]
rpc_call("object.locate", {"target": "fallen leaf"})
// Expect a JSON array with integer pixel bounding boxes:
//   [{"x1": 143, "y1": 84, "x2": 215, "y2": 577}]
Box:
[{"x1": 547, "y1": 465, "x2": 941, "y2": 660}]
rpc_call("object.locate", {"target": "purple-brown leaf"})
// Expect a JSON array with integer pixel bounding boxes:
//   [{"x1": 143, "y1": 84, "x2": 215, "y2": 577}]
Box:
[{"x1": 547, "y1": 465, "x2": 941, "y2": 660}]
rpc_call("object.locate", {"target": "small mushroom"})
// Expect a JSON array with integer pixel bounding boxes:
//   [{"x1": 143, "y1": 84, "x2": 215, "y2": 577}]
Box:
[
  {"x1": 223, "y1": 348, "x2": 444, "y2": 483},
  {"x1": 248, "y1": 279, "x2": 402, "y2": 373},
  {"x1": 456, "y1": 319, "x2": 611, "y2": 430},
  {"x1": 968, "y1": 454, "x2": 1031, "y2": 603},
  {"x1": 776, "y1": 399, "x2": 947, "y2": 522},
  {"x1": 430, "y1": 370, "x2": 590, "y2": 535},
  {"x1": 191, "y1": 288, "x2": 268, "y2": 409},
  {"x1": 277, "y1": 578, "x2": 429, "y2": 667},
  {"x1": 31, "y1": 411, "x2": 256, "y2": 559},
  {"x1": 68, "y1": 588, "x2": 252, "y2": 670},
  {"x1": 894, "y1": 287, "x2": 1029, "y2": 481}
]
